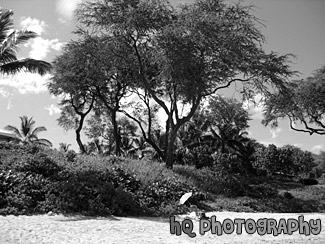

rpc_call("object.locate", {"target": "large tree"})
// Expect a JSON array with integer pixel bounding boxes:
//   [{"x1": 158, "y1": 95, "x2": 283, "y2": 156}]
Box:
[
  {"x1": 49, "y1": 41, "x2": 96, "y2": 153},
  {"x1": 49, "y1": 36, "x2": 132, "y2": 155},
  {"x1": 263, "y1": 66, "x2": 325, "y2": 135},
  {"x1": 77, "y1": 0, "x2": 295, "y2": 168},
  {"x1": 5, "y1": 116, "x2": 52, "y2": 147},
  {"x1": 0, "y1": 8, "x2": 51, "y2": 75}
]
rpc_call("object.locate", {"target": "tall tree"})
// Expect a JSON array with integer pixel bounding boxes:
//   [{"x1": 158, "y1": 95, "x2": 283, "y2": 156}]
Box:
[
  {"x1": 49, "y1": 40, "x2": 100, "y2": 153},
  {"x1": 0, "y1": 8, "x2": 51, "y2": 75},
  {"x1": 263, "y1": 65, "x2": 325, "y2": 135},
  {"x1": 205, "y1": 95, "x2": 251, "y2": 154},
  {"x1": 49, "y1": 36, "x2": 132, "y2": 155},
  {"x1": 5, "y1": 116, "x2": 52, "y2": 147},
  {"x1": 58, "y1": 97, "x2": 94, "y2": 154},
  {"x1": 77, "y1": 0, "x2": 295, "y2": 168}
]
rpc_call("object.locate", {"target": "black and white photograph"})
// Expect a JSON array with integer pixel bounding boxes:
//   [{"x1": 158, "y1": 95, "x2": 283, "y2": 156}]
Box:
[{"x1": 0, "y1": 0, "x2": 325, "y2": 243}]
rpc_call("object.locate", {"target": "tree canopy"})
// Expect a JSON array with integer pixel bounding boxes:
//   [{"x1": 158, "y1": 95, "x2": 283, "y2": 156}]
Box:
[
  {"x1": 263, "y1": 65, "x2": 325, "y2": 135},
  {"x1": 52, "y1": 0, "x2": 297, "y2": 168}
]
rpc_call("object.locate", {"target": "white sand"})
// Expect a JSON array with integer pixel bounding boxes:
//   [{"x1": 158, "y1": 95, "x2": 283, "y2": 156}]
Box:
[{"x1": 0, "y1": 212, "x2": 324, "y2": 243}]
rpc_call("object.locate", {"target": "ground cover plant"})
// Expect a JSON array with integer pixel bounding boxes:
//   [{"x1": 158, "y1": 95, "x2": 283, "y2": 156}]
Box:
[
  {"x1": 1, "y1": 142, "x2": 325, "y2": 217},
  {"x1": 0, "y1": 143, "x2": 194, "y2": 216}
]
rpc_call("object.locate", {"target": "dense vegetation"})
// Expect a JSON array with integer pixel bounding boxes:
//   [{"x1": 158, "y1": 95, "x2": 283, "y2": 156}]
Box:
[
  {"x1": 1, "y1": 142, "x2": 324, "y2": 217},
  {"x1": 1, "y1": 0, "x2": 325, "y2": 217},
  {"x1": 49, "y1": 0, "x2": 295, "y2": 168}
]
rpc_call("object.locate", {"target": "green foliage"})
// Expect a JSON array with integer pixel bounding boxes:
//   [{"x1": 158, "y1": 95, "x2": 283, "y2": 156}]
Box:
[
  {"x1": 252, "y1": 144, "x2": 315, "y2": 177},
  {"x1": 0, "y1": 170, "x2": 50, "y2": 214},
  {"x1": 173, "y1": 165, "x2": 247, "y2": 197},
  {"x1": 0, "y1": 143, "x2": 193, "y2": 216},
  {"x1": 176, "y1": 95, "x2": 256, "y2": 172},
  {"x1": 65, "y1": 150, "x2": 77, "y2": 162},
  {"x1": 263, "y1": 65, "x2": 325, "y2": 135},
  {"x1": 1, "y1": 141, "x2": 322, "y2": 216},
  {"x1": 74, "y1": 0, "x2": 295, "y2": 168}
]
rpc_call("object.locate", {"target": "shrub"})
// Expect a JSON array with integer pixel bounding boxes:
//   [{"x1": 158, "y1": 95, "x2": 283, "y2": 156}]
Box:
[
  {"x1": 252, "y1": 144, "x2": 316, "y2": 177},
  {"x1": 41, "y1": 172, "x2": 116, "y2": 215},
  {"x1": 0, "y1": 170, "x2": 50, "y2": 214},
  {"x1": 17, "y1": 153, "x2": 62, "y2": 178},
  {"x1": 0, "y1": 143, "x2": 204, "y2": 216},
  {"x1": 65, "y1": 150, "x2": 77, "y2": 162}
]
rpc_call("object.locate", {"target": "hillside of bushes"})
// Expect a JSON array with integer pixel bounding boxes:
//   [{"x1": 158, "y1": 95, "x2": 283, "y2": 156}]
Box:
[{"x1": 1, "y1": 142, "x2": 325, "y2": 217}]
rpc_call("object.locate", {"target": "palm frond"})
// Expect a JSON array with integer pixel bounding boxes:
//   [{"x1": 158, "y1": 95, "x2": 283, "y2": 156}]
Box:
[
  {"x1": 1, "y1": 30, "x2": 38, "y2": 54},
  {"x1": 0, "y1": 48, "x2": 17, "y2": 64},
  {"x1": 0, "y1": 9, "x2": 14, "y2": 43},
  {"x1": 19, "y1": 116, "x2": 34, "y2": 137},
  {"x1": 0, "y1": 58, "x2": 52, "y2": 75},
  {"x1": 33, "y1": 138, "x2": 53, "y2": 147},
  {"x1": 31, "y1": 126, "x2": 47, "y2": 136},
  {"x1": 4, "y1": 125, "x2": 22, "y2": 138},
  {"x1": 14, "y1": 30, "x2": 38, "y2": 45}
]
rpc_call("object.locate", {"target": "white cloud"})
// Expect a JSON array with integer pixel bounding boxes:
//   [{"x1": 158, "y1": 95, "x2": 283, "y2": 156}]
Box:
[
  {"x1": 0, "y1": 73, "x2": 51, "y2": 94},
  {"x1": 270, "y1": 127, "x2": 282, "y2": 139},
  {"x1": 0, "y1": 89, "x2": 12, "y2": 98},
  {"x1": 311, "y1": 144, "x2": 325, "y2": 155},
  {"x1": 56, "y1": 0, "x2": 83, "y2": 22},
  {"x1": 26, "y1": 37, "x2": 64, "y2": 60},
  {"x1": 242, "y1": 93, "x2": 265, "y2": 120},
  {"x1": 0, "y1": 89, "x2": 13, "y2": 110},
  {"x1": 45, "y1": 104, "x2": 61, "y2": 116},
  {"x1": 19, "y1": 17, "x2": 65, "y2": 60},
  {"x1": 20, "y1": 17, "x2": 47, "y2": 35}
]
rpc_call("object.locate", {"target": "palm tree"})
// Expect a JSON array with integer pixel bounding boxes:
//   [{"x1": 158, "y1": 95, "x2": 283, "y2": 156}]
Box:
[
  {"x1": 59, "y1": 142, "x2": 71, "y2": 152},
  {"x1": 0, "y1": 8, "x2": 51, "y2": 75},
  {"x1": 5, "y1": 116, "x2": 52, "y2": 147}
]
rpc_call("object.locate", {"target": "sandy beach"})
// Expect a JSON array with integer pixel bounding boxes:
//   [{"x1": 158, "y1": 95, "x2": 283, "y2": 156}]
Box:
[{"x1": 0, "y1": 211, "x2": 324, "y2": 244}]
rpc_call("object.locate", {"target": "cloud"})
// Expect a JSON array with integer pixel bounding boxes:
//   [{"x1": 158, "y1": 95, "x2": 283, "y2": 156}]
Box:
[
  {"x1": 311, "y1": 144, "x2": 325, "y2": 155},
  {"x1": 269, "y1": 127, "x2": 282, "y2": 139},
  {"x1": 0, "y1": 73, "x2": 51, "y2": 94},
  {"x1": 56, "y1": 0, "x2": 83, "y2": 22},
  {"x1": 45, "y1": 104, "x2": 61, "y2": 115},
  {"x1": 19, "y1": 17, "x2": 65, "y2": 59},
  {"x1": 0, "y1": 89, "x2": 12, "y2": 98},
  {"x1": 26, "y1": 38, "x2": 64, "y2": 60},
  {"x1": 242, "y1": 93, "x2": 265, "y2": 120},
  {"x1": 0, "y1": 88, "x2": 13, "y2": 110},
  {"x1": 20, "y1": 17, "x2": 47, "y2": 35}
]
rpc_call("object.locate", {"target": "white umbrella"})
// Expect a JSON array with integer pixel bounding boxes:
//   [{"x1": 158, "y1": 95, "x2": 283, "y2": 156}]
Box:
[{"x1": 179, "y1": 192, "x2": 193, "y2": 205}]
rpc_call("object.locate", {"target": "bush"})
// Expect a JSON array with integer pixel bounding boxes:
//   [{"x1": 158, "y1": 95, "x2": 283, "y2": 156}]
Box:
[
  {"x1": 252, "y1": 144, "x2": 316, "y2": 177},
  {"x1": 65, "y1": 150, "x2": 77, "y2": 162},
  {"x1": 0, "y1": 143, "x2": 204, "y2": 216},
  {"x1": 0, "y1": 170, "x2": 50, "y2": 214}
]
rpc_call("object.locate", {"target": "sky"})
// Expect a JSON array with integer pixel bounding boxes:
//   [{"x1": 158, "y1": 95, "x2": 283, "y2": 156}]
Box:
[{"x1": 0, "y1": 0, "x2": 325, "y2": 154}]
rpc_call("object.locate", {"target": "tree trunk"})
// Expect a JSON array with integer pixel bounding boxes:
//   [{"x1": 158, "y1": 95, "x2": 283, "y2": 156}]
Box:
[
  {"x1": 111, "y1": 110, "x2": 121, "y2": 156},
  {"x1": 76, "y1": 114, "x2": 87, "y2": 154},
  {"x1": 165, "y1": 129, "x2": 178, "y2": 169}
]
